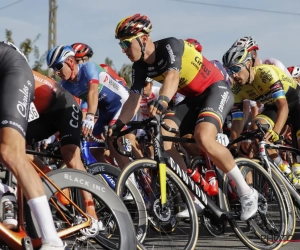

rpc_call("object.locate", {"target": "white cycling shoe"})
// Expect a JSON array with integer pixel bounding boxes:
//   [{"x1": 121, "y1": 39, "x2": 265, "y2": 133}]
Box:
[{"x1": 240, "y1": 188, "x2": 258, "y2": 221}]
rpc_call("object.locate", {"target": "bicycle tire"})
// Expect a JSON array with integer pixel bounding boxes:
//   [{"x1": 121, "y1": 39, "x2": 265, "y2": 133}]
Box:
[
  {"x1": 223, "y1": 157, "x2": 288, "y2": 250},
  {"x1": 253, "y1": 159, "x2": 296, "y2": 246},
  {"x1": 26, "y1": 169, "x2": 137, "y2": 250},
  {"x1": 115, "y1": 159, "x2": 199, "y2": 250},
  {"x1": 86, "y1": 162, "x2": 148, "y2": 243}
]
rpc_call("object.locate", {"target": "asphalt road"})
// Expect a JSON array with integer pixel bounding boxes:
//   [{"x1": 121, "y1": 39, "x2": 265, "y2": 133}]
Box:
[{"x1": 68, "y1": 218, "x2": 300, "y2": 249}]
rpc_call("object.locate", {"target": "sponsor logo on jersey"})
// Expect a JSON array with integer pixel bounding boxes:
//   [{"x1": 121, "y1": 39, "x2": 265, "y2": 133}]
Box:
[
  {"x1": 218, "y1": 91, "x2": 229, "y2": 112},
  {"x1": 166, "y1": 44, "x2": 176, "y2": 64},
  {"x1": 17, "y1": 85, "x2": 30, "y2": 118},
  {"x1": 259, "y1": 69, "x2": 273, "y2": 83}
]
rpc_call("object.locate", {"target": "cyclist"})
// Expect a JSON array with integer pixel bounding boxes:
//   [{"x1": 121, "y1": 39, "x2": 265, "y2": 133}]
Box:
[
  {"x1": 231, "y1": 36, "x2": 291, "y2": 75},
  {"x1": 185, "y1": 38, "x2": 202, "y2": 52},
  {"x1": 223, "y1": 45, "x2": 300, "y2": 185},
  {"x1": 46, "y1": 45, "x2": 130, "y2": 168},
  {"x1": 72, "y1": 43, "x2": 127, "y2": 87},
  {"x1": 110, "y1": 13, "x2": 258, "y2": 221},
  {"x1": 0, "y1": 42, "x2": 69, "y2": 249},
  {"x1": 287, "y1": 66, "x2": 300, "y2": 84},
  {"x1": 26, "y1": 70, "x2": 99, "y2": 220}
]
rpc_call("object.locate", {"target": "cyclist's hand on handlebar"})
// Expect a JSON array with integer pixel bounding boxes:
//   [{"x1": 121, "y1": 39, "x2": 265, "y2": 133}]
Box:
[
  {"x1": 81, "y1": 114, "x2": 95, "y2": 137},
  {"x1": 148, "y1": 96, "x2": 169, "y2": 117},
  {"x1": 264, "y1": 129, "x2": 280, "y2": 142},
  {"x1": 106, "y1": 119, "x2": 125, "y2": 137}
]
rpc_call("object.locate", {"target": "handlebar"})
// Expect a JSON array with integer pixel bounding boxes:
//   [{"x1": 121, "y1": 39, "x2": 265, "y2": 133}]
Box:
[{"x1": 228, "y1": 121, "x2": 287, "y2": 146}]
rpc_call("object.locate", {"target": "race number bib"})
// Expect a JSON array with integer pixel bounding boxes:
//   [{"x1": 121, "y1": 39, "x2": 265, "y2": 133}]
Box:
[{"x1": 28, "y1": 102, "x2": 39, "y2": 122}]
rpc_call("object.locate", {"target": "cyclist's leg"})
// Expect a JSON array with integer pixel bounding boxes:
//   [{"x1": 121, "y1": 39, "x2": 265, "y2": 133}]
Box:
[
  {"x1": 0, "y1": 52, "x2": 64, "y2": 247},
  {"x1": 163, "y1": 101, "x2": 192, "y2": 171},
  {"x1": 164, "y1": 101, "x2": 205, "y2": 218},
  {"x1": 194, "y1": 81, "x2": 257, "y2": 221},
  {"x1": 55, "y1": 94, "x2": 99, "y2": 219}
]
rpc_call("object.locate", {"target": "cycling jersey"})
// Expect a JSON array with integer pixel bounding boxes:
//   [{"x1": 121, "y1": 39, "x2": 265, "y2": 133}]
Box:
[
  {"x1": 210, "y1": 60, "x2": 232, "y2": 87},
  {"x1": 29, "y1": 71, "x2": 82, "y2": 147},
  {"x1": 131, "y1": 38, "x2": 224, "y2": 97},
  {"x1": 231, "y1": 65, "x2": 299, "y2": 120},
  {"x1": 60, "y1": 62, "x2": 129, "y2": 134},
  {"x1": 261, "y1": 57, "x2": 291, "y2": 76},
  {"x1": 100, "y1": 63, "x2": 127, "y2": 87}
]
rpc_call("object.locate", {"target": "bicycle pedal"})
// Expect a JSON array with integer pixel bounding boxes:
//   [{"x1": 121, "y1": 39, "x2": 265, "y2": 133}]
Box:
[{"x1": 21, "y1": 236, "x2": 33, "y2": 250}]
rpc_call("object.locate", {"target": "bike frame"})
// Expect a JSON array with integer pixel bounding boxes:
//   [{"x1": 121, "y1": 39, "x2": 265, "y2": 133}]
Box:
[
  {"x1": 80, "y1": 139, "x2": 117, "y2": 189},
  {"x1": 0, "y1": 159, "x2": 90, "y2": 250},
  {"x1": 257, "y1": 140, "x2": 300, "y2": 206},
  {"x1": 121, "y1": 118, "x2": 231, "y2": 219}
]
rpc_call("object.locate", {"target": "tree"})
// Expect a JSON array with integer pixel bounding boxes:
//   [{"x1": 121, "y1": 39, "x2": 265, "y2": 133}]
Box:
[
  {"x1": 118, "y1": 63, "x2": 132, "y2": 88},
  {"x1": 4, "y1": 30, "x2": 47, "y2": 73},
  {"x1": 104, "y1": 57, "x2": 116, "y2": 71}
]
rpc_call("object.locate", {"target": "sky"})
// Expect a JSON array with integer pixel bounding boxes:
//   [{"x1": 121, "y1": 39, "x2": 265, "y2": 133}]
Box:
[{"x1": 1, "y1": 0, "x2": 299, "y2": 72}]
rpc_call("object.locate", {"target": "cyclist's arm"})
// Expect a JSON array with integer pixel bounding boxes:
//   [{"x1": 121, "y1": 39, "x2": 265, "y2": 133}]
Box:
[
  {"x1": 242, "y1": 100, "x2": 250, "y2": 127},
  {"x1": 230, "y1": 101, "x2": 244, "y2": 145},
  {"x1": 87, "y1": 82, "x2": 98, "y2": 115},
  {"x1": 118, "y1": 93, "x2": 142, "y2": 124},
  {"x1": 118, "y1": 63, "x2": 145, "y2": 124},
  {"x1": 269, "y1": 80, "x2": 289, "y2": 134},
  {"x1": 159, "y1": 70, "x2": 180, "y2": 101},
  {"x1": 273, "y1": 98, "x2": 288, "y2": 134}
]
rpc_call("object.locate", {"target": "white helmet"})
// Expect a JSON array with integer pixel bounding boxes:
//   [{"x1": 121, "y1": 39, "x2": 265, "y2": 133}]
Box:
[
  {"x1": 231, "y1": 36, "x2": 259, "y2": 52},
  {"x1": 287, "y1": 66, "x2": 300, "y2": 78}
]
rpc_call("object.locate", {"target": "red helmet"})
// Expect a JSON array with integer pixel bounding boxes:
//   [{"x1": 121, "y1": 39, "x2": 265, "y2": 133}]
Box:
[
  {"x1": 288, "y1": 66, "x2": 300, "y2": 78},
  {"x1": 71, "y1": 43, "x2": 94, "y2": 59},
  {"x1": 185, "y1": 38, "x2": 202, "y2": 52},
  {"x1": 115, "y1": 14, "x2": 152, "y2": 39}
]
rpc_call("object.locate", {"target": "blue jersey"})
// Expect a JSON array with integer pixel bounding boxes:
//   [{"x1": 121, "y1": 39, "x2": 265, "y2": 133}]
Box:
[{"x1": 60, "y1": 62, "x2": 129, "y2": 113}]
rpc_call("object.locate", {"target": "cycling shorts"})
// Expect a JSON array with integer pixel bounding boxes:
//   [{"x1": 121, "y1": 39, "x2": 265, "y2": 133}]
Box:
[
  {"x1": 164, "y1": 80, "x2": 233, "y2": 136},
  {"x1": 0, "y1": 43, "x2": 34, "y2": 137}
]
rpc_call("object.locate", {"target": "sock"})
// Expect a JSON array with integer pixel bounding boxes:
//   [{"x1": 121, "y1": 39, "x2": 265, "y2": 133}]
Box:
[
  {"x1": 27, "y1": 195, "x2": 63, "y2": 246},
  {"x1": 274, "y1": 156, "x2": 284, "y2": 166},
  {"x1": 226, "y1": 165, "x2": 253, "y2": 197}
]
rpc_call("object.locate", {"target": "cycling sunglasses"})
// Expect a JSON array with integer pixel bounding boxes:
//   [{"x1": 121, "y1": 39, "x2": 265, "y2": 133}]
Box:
[
  {"x1": 226, "y1": 64, "x2": 244, "y2": 76},
  {"x1": 52, "y1": 62, "x2": 64, "y2": 71},
  {"x1": 119, "y1": 33, "x2": 144, "y2": 50}
]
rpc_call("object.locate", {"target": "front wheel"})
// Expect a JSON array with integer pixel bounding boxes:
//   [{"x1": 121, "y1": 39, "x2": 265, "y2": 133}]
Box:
[
  {"x1": 116, "y1": 159, "x2": 199, "y2": 249},
  {"x1": 223, "y1": 158, "x2": 288, "y2": 250}
]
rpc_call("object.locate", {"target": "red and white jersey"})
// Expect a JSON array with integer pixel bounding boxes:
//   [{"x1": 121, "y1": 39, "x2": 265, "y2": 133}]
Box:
[
  {"x1": 261, "y1": 58, "x2": 291, "y2": 76},
  {"x1": 137, "y1": 86, "x2": 185, "y2": 121}
]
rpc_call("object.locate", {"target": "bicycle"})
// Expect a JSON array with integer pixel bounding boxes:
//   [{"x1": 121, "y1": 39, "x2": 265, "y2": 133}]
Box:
[
  {"x1": 228, "y1": 121, "x2": 297, "y2": 245},
  {"x1": 26, "y1": 136, "x2": 148, "y2": 246},
  {"x1": 112, "y1": 115, "x2": 287, "y2": 249},
  {"x1": 0, "y1": 157, "x2": 137, "y2": 250}
]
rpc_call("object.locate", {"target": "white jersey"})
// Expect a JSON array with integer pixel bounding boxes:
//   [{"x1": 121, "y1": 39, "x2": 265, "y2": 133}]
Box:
[{"x1": 261, "y1": 57, "x2": 291, "y2": 76}]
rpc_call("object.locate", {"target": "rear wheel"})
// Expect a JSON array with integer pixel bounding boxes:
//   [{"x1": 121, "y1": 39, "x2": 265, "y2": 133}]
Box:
[{"x1": 25, "y1": 169, "x2": 137, "y2": 250}]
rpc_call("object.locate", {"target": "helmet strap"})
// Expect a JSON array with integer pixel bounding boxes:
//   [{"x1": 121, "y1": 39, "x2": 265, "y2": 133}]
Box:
[
  {"x1": 137, "y1": 38, "x2": 145, "y2": 61},
  {"x1": 245, "y1": 64, "x2": 251, "y2": 85},
  {"x1": 65, "y1": 59, "x2": 76, "y2": 81}
]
